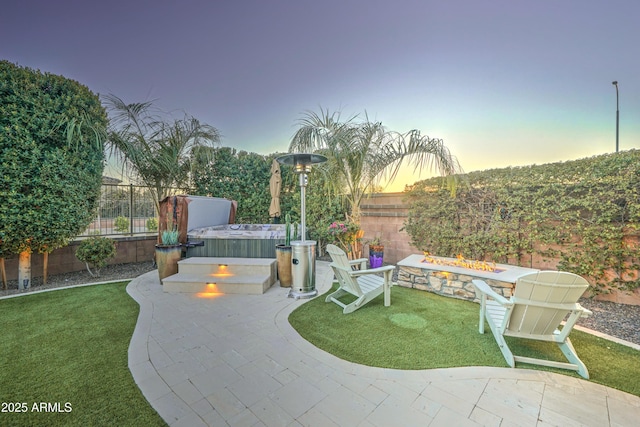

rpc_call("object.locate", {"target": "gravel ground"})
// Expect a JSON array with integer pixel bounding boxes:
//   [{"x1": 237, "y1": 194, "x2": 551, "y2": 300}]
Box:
[
  {"x1": 0, "y1": 261, "x2": 156, "y2": 298},
  {"x1": 575, "y1": 298, "x2": 640, "y2": 345},
  {"x1": 2, "y1": 261, "x2": 639, "y2": 346}
]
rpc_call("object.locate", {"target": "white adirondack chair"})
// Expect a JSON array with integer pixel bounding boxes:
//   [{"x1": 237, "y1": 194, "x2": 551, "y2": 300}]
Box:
[
  {"x1": 325, "y1": 244, "x2": 395, "y2": 314},
  {"x1": 472, "y1": 271, "x2": 592, "y2": 378}
]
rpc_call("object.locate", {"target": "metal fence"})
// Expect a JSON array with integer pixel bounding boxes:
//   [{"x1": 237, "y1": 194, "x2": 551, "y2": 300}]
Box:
[{"x1": 80, "y1": 184, "x2": 159, "y2": 236}]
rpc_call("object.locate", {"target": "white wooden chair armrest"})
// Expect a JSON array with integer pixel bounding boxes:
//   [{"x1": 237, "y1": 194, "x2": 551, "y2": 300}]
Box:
[
  {"x1": 348, "y1": 257, "x2": 368, "y2": 270},
  {"x1": 349, "y1": 265, "x2": 395, "y2": 277},
  {"x1": 579, "y1": 306, "x2": 592, "y2": 318},
  {"x1": 472, "y1": 279, "x2": 510, "y2": 305}
]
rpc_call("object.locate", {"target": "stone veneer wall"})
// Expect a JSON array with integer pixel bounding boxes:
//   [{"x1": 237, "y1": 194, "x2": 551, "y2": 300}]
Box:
[{"x1": 397, "y1": 265, "x2": 514, "y2": 302}]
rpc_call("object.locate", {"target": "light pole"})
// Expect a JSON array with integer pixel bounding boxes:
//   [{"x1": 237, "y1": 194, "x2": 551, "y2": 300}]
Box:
[{"x1": 612, "y1": 81, "x2": 619, "y2": 152}]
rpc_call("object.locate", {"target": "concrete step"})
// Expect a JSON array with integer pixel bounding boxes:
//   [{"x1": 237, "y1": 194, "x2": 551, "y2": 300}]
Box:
[
  {"x1": 162, "y1": 272, "x2": 274, "y2": 294},
  {"x1": 177, "y1": 257, "x2": 277, "y2": 280}
]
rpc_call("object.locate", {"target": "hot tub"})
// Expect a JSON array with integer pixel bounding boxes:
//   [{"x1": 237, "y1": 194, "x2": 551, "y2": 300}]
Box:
[{"x1": 186, "y1": 224, "x2": 286, "y2": 258}]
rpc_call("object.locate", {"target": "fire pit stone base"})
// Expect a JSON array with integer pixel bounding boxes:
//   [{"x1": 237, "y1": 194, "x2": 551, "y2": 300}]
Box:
[
  {"x1": 397, "y1": 266, "x2": 513, "y2": 301},
  {"x1": 397, "y1": 254, "x2": 539, "y2": 302}
]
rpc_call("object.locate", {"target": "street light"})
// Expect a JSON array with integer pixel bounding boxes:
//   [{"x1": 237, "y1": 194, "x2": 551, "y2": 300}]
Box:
[{"x1": 612, "y1": 81, "x2": 619, "y2": 152}]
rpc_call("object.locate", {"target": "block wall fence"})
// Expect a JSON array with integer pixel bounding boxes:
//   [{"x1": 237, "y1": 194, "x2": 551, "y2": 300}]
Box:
[
  {"x1": 358, "y1": 192, "x2": 559, "y2": 267},
  {"x1": 0, "y1": 192, "x2": 421, "y2": 283},
  {"x1": 358, "y1": 192, "x2": 570, "y2": 267},
  {"x1": 4, "y1": 192, "x2": 639, "y2": 304},
  {"x1": 2, "y1": 236, "x2": 157, "y2": 282},
  {"x1": 358, "y1": 192, "x2": 640, "y2": 305},
  {"x1": 3, "y1": 191, "x2": 416, "y2": 283},
  {"x1": 359, "y1": 192, "x2": 417, "y2": 265}
]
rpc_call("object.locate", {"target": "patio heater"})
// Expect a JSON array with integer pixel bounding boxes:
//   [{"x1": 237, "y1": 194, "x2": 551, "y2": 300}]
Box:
[{"x1": 276, "y1": 153, "x2": 327, "y2": 299}]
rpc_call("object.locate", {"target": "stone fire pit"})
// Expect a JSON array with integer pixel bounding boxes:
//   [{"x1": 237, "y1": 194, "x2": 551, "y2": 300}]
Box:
[{"x1": 397, "y1": 254, "x2": 539, "y2": 301}]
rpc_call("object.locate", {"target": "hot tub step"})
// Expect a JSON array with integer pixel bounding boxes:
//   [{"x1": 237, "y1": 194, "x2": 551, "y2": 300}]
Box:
[
  {"x1": 162, "y1": 272, "x2": 274, "y2": 294},
  {"x1": 178, "y1": 257, "x2": 277, "y2": 280}
]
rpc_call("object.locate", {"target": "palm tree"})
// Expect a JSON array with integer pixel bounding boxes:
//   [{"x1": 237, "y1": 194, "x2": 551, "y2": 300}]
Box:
[
  {"x1": 104, "y1": 94, "x2": 221, "y2": 211},
  {"x1": 288, "y1": 108, "x2": 460, "y2": 220}
]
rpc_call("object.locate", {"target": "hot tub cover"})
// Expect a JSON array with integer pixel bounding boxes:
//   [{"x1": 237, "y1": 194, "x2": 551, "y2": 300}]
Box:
[{"x1": 187, "y1": 224, "x2": 286, "y2": 239}]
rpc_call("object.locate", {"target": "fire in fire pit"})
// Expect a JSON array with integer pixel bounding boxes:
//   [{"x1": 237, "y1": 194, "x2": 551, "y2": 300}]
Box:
[{"x1": 422, "y1": 252, "x2": 505, "y2": 273}]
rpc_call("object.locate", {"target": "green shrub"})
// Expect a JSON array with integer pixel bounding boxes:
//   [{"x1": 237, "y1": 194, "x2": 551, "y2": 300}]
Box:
[
  {"x1": 114, "y1": 216, "x2": 130, "y2": 233},
  {"x1": 403, "y1": 150, "x2": 640, "y2": 293},
  {"x1": 191, "y1": 147, "x2": 347, "y2": 249},
  {"x1": 146, "y1": 217, "x2": 158, "y2": 231},
  {"x1": 192, "y1": 148, "x2": 296, "y2": 223},
  {"x1": 76, "y1": 237, "x2": 117, "y2": 277}
]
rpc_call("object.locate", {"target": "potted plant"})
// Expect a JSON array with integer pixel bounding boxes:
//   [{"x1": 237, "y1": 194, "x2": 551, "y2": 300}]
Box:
[
  {"x1": 275, "y1": 213, "x2": 294, "y2": 287},
  {"x1": 368, "y1": 235, "x2": 384, "y2": 268},
  {"x1": 155, "y1": 215, "x2": 181, "y2": 283}
]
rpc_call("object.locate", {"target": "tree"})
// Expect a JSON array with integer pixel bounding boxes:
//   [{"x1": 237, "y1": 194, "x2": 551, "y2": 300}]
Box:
[
  {"x1": 288, "y1": 108, "x2": 460, "y2": 220},
  {"x1": 303, "y1": 168, "x2": 348, "y2": 254},
  {"x1": 104, "y1": 94, "x2": 221, "y2": 211},
  {"x1": 0, "y1": 61, "x2": 107, "y2": 289}
]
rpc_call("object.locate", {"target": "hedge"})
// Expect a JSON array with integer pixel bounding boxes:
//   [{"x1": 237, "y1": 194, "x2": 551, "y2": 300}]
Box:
[
  {"x1": 403, "y1": 150, "x2": 640, "y2": 293},
  {"x1": 0, "y1": 61, "x2": 107, "y2": 257}
]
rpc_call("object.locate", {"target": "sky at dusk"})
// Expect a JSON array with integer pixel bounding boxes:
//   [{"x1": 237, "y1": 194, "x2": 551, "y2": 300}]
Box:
[{"x1": 2, "y1": 0, "x2": 639, "y2": 191}]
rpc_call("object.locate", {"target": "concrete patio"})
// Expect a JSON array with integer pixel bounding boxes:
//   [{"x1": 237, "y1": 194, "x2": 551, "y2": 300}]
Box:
[{"x1": 127, "y1": 261, "x2": 640, "y2": 426}]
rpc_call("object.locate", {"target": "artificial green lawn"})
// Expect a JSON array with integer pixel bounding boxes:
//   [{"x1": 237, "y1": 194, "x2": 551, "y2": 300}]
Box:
[
  {"x1": 289, "y1": 284, "x2": 640, "y2": 397},
  {"x1": 0, "y1": 283, "x2": 166, "y2": 427}
]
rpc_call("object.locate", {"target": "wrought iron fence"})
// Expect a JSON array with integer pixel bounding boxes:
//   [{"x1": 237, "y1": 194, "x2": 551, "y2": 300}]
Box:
[{"x1": 80, "y1": 184, "x2": 160, "y2": 236}]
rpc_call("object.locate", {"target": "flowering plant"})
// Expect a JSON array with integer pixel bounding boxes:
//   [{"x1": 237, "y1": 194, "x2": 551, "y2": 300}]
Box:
[
  {"x1": 328, "y1": 221, "x2": 348, "y2": 236},
  {"x1": 328, "y1": 221, "x2": 364, "y2": 259}
]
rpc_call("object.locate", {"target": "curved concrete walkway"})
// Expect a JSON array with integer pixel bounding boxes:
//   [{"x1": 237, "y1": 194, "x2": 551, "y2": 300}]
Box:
[{"x1": 127, "y1": 262, "x2": 640, "y2": 426}]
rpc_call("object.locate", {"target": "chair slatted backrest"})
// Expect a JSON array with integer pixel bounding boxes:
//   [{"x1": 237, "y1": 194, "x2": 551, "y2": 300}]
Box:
[
  {"x1": 507, "y1": 271, "x2": 589, "y2": 336},
  {"x1": 326, "y1": 244, "x2": 363, "y2": 297}
]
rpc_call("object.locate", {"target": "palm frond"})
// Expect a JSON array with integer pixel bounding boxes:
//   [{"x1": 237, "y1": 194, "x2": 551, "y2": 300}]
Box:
[
  {"x1": 288, "y1": 108, "x2": 461, "y2": 220},
  {"x1": 102, "y1": 94, "x2": 221, "y2": 208}
]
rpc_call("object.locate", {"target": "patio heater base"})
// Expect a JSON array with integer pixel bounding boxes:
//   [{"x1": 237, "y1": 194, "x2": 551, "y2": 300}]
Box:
[{"x1": 288, "y1": 289, "x2": 318, "y2": 299}]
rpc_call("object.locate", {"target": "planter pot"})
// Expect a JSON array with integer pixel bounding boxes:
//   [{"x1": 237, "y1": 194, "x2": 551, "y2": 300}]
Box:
[
  {"x1": 156, "y1": 244, "x2": 182, "y2": 283},
  {"x1": 275, "y1": 244, "x2": 292, "y2": 287},
  {"x1": 369, "y1": 245, "x2": 384, "y2": 269}
]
